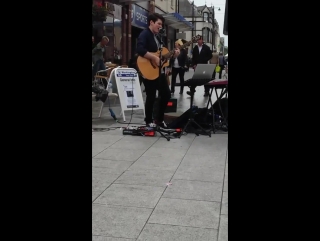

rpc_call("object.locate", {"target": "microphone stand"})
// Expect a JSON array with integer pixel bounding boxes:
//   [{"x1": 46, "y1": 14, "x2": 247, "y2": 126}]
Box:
[{"x1": 155, "y1": 31, "x2": 171, "y2": 141}]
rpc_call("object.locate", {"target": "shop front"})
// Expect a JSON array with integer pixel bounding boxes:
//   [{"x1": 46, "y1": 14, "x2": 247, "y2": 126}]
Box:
[
  {"x1": 161, "y1": 12, "x2": 193, "y2": 51},
  {"x1": 130, "y1": 4, "x2": 149, "y2": 60},
  {"x1": 92, "y1": 0, "x2": 122, "y2": 64}
]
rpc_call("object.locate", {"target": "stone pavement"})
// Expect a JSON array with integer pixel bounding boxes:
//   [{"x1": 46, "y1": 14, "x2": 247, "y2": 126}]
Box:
[{"x1": 92, "y1": 69, "x2": 228, "y2": 240}]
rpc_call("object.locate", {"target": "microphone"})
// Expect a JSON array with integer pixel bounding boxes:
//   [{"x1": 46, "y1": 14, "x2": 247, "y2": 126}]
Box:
[{"x1": 158, "y1": 28, "x2": 165, "y2": 35}]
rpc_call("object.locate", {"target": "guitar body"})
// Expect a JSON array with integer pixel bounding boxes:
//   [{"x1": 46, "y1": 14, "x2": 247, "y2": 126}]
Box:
[{"x1": 137, "y1": 47, "x2": 170, "y2": 80}]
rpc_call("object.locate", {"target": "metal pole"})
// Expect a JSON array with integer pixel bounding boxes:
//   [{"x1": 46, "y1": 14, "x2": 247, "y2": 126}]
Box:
[
  {"x1": 192, "y1": 1, "x2": 194, "y2": 51},
  {"x1": 212, "y1": 9, "x2": 214, "y2": 49}
]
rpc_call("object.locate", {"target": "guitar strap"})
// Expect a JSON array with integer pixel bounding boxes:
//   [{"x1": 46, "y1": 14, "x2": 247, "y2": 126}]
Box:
[
  {"x1": 154, "y1": 35, "x2": 165, "y2": 74},
  {"x1": 154, "y1": 35, "x2": 161, "y2": 49}
]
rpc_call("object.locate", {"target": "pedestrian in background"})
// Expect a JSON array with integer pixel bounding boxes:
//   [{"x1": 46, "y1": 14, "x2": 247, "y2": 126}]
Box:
[
  {"x1": 210, "y1": 49, "x2": 219, "y2": 80},
  {"x1": 218, "y1": 52, "x2": 227, "y2": 79}
]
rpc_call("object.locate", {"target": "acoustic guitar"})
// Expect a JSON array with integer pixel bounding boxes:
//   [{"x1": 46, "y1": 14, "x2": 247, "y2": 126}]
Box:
[{"x1": 137, "y1": 35, "x2": 201, "y2": 80}]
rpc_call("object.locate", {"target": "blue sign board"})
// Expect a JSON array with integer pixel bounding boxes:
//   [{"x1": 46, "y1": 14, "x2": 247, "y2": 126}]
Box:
[{"x1": 131, "y1": 5, "x2": 148, "y2": 29}]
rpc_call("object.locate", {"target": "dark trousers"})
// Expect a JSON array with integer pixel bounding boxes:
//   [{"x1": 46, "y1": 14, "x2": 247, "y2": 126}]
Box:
[
  {"x1": 143, "y1": 73, "x2": 171, "y2": 124},
  {"x1": 204, "y1": 68, "x2": 217, "y2": 93},
  {"x1": 171, "y1": 67, "x2": 185, "y2": 93},
  {"x1": 219, "y1": 65, "x2": 225, "y2": 79}
]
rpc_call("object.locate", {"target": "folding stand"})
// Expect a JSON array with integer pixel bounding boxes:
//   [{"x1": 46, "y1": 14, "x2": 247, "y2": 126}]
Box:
[{"x1": 205, "y1": 80, "x2": 228, "y2": 133}]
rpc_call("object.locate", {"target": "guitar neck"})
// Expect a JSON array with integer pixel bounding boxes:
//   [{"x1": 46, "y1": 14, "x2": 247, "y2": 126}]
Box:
[{"x1": 163, "y1": 40, "x2": 193, "y2": 59}]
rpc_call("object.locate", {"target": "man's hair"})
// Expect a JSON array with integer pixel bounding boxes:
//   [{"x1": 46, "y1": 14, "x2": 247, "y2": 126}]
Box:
[
  {"x1": 213, "y1": 49, "x2": 217, "y2": 52},
  {"x1": 147, "y1": 13, "x2": 165, "y2": 26},
  {"x1": 101, "y1": 36, "x2": 109, "y2": 41}
]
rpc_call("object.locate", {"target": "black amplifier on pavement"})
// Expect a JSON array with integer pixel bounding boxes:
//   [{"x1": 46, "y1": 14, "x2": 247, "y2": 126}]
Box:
[
  {"x1": 154, "y1": 97, "x2": 177, "y2": 113},
  {"x1": 153, "y1": 98, "x2": 177, "y2": 120}
]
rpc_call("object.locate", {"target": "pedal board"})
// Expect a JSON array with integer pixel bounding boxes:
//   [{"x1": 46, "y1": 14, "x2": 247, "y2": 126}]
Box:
[
  {"x1": 122, "y1": 126, "x2": 156, "y2": 137},
  {"x1": 122, "y1": 126, "x2": 183, "y2": 137}
]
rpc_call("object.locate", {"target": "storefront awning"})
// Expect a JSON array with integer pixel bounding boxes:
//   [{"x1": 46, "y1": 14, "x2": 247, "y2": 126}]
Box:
[{"x1": 162, "y1": 12, "x2": 193, "y2": 31}]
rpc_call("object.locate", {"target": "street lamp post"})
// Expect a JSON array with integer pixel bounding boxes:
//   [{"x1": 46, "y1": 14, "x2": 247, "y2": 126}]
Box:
[
  {"x1": 192, "y1": 1, "x2": 194, "y2": 52},
  {"x1": 211, "y1": 6, "x2": 220, "y2": 50}
]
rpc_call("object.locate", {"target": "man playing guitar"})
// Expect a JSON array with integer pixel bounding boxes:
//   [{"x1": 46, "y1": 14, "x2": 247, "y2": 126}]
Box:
[{"x1": 136, "y1": 13, "x2": 180, "y2": 128}]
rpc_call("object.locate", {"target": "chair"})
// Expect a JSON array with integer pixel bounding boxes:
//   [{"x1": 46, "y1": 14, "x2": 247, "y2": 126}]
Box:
[{"x1": 97, "y1": 67, "x2": 119, "y2": 118}]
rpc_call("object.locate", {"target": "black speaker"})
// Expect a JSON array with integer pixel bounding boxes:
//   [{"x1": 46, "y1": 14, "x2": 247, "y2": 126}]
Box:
[
  {"x1": 168, "y1": 107, "x2": 212, "y2": 131},
  {"x1": 167, "y1": 109, "x2": 191, "y2": 128},
  {"x1": 153, "y1": 98, "x2": 177, "y2": 120}
]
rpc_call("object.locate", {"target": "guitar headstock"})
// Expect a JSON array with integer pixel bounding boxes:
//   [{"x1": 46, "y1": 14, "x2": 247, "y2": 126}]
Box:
[
  {"x1": 173, "y1": 35, "x2": 203, "y2": 51},
  {"x1": 192, "y1": 35, "x2": 202, "y2": 43}
]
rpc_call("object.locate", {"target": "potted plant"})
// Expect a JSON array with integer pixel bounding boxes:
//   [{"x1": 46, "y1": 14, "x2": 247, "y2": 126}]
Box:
[{"x1": 92, "y1": 2, "x2": 107, "y2": 22}]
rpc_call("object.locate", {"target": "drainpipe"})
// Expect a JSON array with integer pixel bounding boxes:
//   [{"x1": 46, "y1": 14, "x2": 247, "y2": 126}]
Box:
[
  {"x1": 212, "y1": 10, "x2": 214, "y2": 49},
  {"x1": 192, "y1": 1, "x2": 194, "y2": 51},
  {"x1": 175, "y1": 0, "x2": 179, "y2": 40}
]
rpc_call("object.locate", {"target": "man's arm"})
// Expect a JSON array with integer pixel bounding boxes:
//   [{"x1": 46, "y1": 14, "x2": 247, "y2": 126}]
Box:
[
  {"x1": 136, "y1": 31, "x2": 157, "y2": 61},
  {"x1": 206, "y1": 46, "x2": 213, "y2": 62},
  {"x1": 191, "y1": 46, "x2": 197, "y2": 66},
  {"x1": 181, "y1": 49, "x2": 187, "y2": 67},
  {"x1": 92, "y1": 43, "x2": 102, "y2": 55},
  {"x1": 92, "y1": 46, "x2": 97, "y2": 55}
]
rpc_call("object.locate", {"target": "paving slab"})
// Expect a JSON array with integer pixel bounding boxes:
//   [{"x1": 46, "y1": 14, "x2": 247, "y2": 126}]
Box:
[
  {"x1": 92, "y1": 134, "x2": 123, "y2": 145},
  {"x1": 162, "y1": 179, "x2": 223, "y2": 202},
  {"x1": 109, "y1": 137, "x2": 157, "y2": 150},
  {"x1": 93, "y1": 190, "x2": 106, "y2": 202},
  {"x1": 218, "y1": 214, "x2": 228, "y2": 241},
  {"x1": 151, "y1": 135, "x2": 195, "y2": 150},
  {"x1": 94, "y1": 147, "x2": 146, "y2": 161},
  {"x1": 93, "y1": 183, "x2": 165, "y2": 208},
  {"x1": 148, "y1": 198, "x2": 221, "y2": 229},
  {"x1": 92, "y1": 204, "x2": 152, "y2": 239},
  {"x1": 127, "y1": 156, "x2": 182, "y2": 172},
  {"x1": 172, "y1": 164, "x2": 225, "y2": 183},
  {"x1": 92, "y1": 171, "x2": 120, "y2": 192},
  {"x1": 137, "y1": 223, "x2": 217, "y2": 241},
  {"x1": 141, "y1": 147, "x2": 187, "y2": 160},
  {"x1": 92, "y1": 159, "x2": 134, "y2": 174},
  {"x1": 93, "y1": 144, "x2": 110, "y2": 157},
  {"x1": 179, "y1": 153, "x2": 226, "y2": 168},
  {"x1": 223, "y1": 163, "x2": 228, "y2": 192},
  {"x1": 221, "y1": 191, "x2": 228, "y2": 215},
  {"x1": 114, "y1": 169, "x2": 175, "y2": 187},
  {"x1": 92, "y1": 236, "x2": 135, "y2": 241}
]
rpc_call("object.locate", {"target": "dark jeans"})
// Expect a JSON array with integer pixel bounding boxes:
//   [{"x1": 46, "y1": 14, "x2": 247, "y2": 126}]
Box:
[
  {"x1": 204, "y1": 68, "x2": 217, "y2": 93},
  {"x1": 92, "y1": 59, "x2": 107, "y2": 88},
  {"x1": 218, "y1": 65, "x2": 225, "y2": 79},
  {"x1": 171, "y1": 67, "x2": 185, "y2": 93},
  {"x1": 143, "y1": 73, "x2": 171, "y2": 124}
]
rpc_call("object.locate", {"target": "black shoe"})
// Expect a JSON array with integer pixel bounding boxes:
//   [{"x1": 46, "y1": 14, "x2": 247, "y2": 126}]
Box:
[
  {"x1": 204, "y1": 92, "x2": 209, "y2": 97},
  {"x1": 146, "y1": 122, "x2": 157, "y2": 128},
  {"x1": 156, "y1": 121, "x2": 168, "y2": 128},
  {"x1": 186, "y1": 91, "x2": 191, "y2": 96}
]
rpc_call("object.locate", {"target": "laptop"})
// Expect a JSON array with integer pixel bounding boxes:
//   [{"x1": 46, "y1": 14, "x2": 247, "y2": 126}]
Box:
[{"x1": 192, "y1": 64, "x2": 216, "y2": 79}]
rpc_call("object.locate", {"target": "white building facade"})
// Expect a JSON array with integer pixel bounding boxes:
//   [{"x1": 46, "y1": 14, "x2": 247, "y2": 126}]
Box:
[{"x1": 177, "y1": 0, "x2": 220, "y2": 57}]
